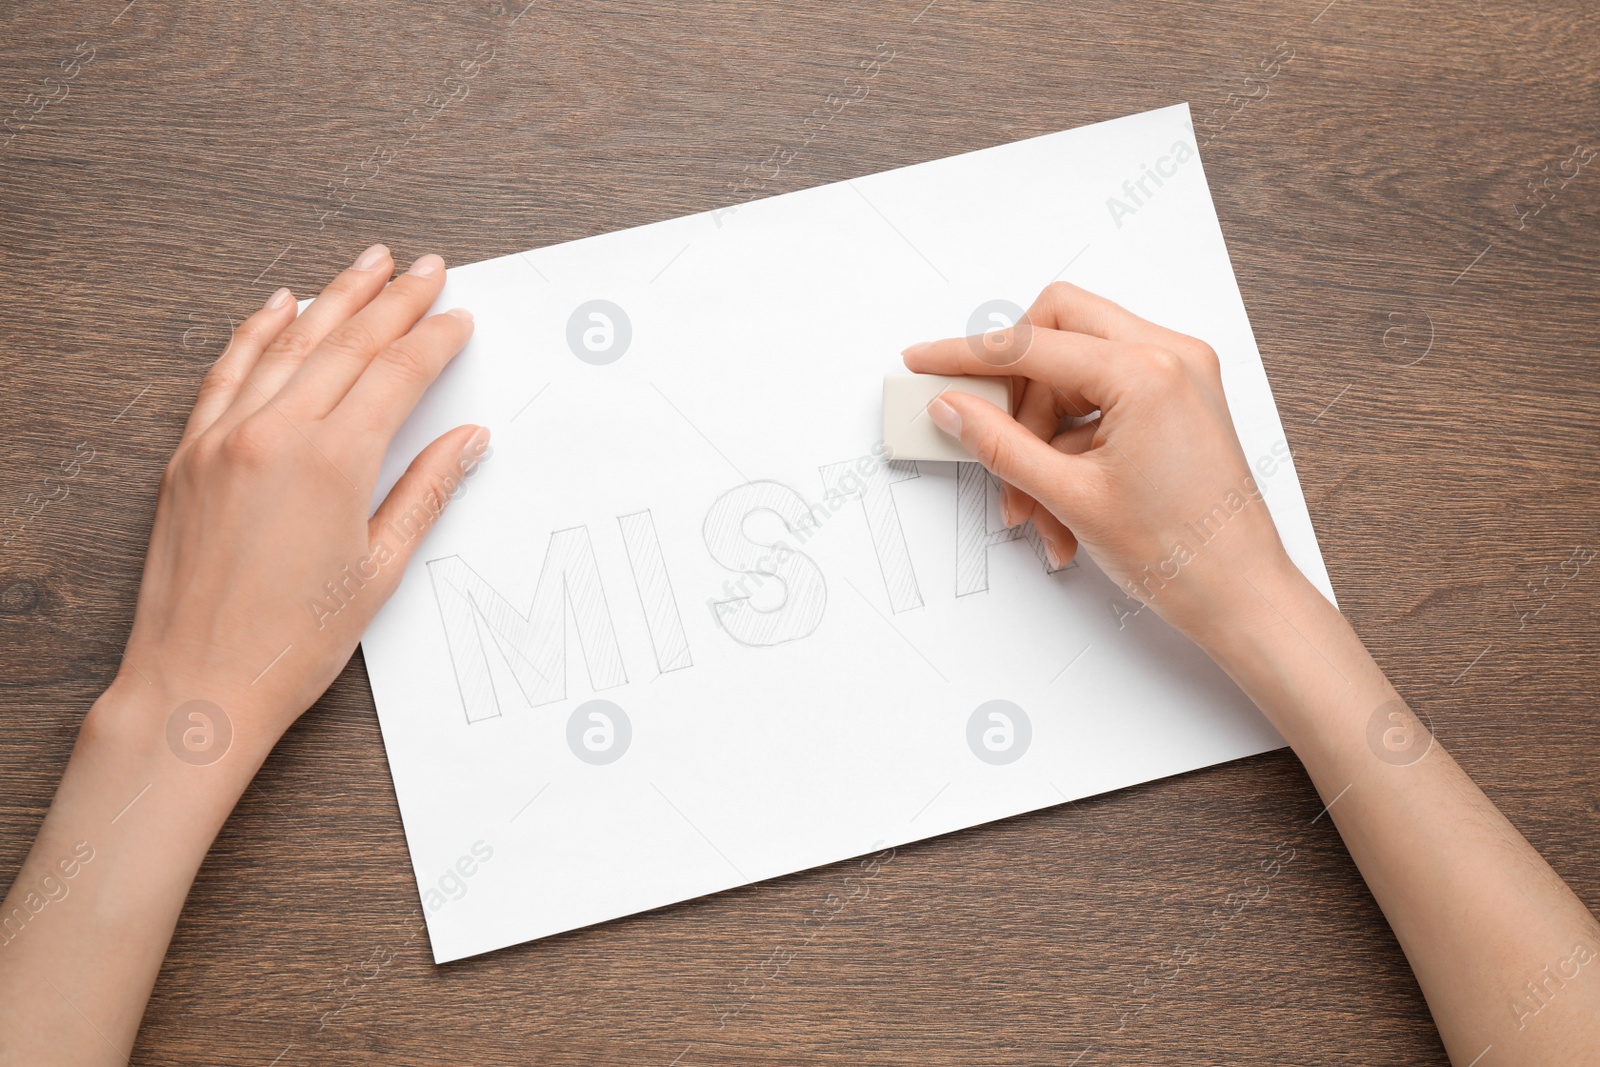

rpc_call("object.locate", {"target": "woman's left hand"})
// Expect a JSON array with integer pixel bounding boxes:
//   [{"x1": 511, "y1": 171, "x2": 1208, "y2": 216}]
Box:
[{"x1": 111, "y1": 243, "x2": 487, "y2": 760}]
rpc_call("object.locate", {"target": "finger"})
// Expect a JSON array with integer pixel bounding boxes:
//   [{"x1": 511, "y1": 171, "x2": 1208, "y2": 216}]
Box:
[
  {"x1": 183, "y1": 288, "x2": 297, "y2": 438},
  {"x1": 1028, "y1": 501, "x2": 1079, "y2": 570},
  {"x1": 1001, "y1": 377, "x2": 1072, "y2": 526},
  {"x1": 1030, "y1": 420, "x2": 1101, "y2": 567},
  {"x1": 226, "y1": 243, "x2": 394, "y2": 422},
  {"x1": 1030, "y1": 415, "x2": 1107, "y2": 566},
  {"x1": 903, "y1": 327, "x2": 1117, "y2": 417},
  {"x1": 276, "y1": 253, "x2": 448, "y2": 419},
  {"x1": 333, "y1": 308, "x2": 475, "y2": 447},
  {"x1": 367, "y1": 424, "x2": 490, "y2": 584},
  {"x1": 996, "y1": 376, "x2": 1028, "y2": 527},
  {"x1": 1050, "y1": 419, "x2": 1100, "y2": 455},
  {"x1": 1023, "y1": 281, "x2": 1173, "y2": 343},
  {"x1": 1026, "y1": 281, "x2": 1219, "y2": 366},
  {"x1": 924, "y1": 390, "x2": 1091, "y2": 521}
]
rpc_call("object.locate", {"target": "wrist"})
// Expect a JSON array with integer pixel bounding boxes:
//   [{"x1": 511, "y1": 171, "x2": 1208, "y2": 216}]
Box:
[
  {"x1": 1148, "y1": 549, "x2": 1311, "y2": 665},
  {"x1": 1191, "y1": 557, "x2": 1326, "y2": 666},
  {"x1": 85, "y1": 675, "x2": 274, "y2": 811},
  {"x1": 1188, "y1": 560, "x2": 1387, "y2": 754}
]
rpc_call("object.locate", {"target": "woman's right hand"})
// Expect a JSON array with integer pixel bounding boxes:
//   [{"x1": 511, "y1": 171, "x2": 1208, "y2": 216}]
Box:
[
  {"x1": 909, "y1": 290, "x2": 1600, "y2": 1067},
  {"x1": 901, "y1": 281, "x2": 1302, "y2": 640}
]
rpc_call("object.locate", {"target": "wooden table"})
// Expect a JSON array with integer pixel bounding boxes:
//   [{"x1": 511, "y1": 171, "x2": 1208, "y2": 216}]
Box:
[{"x1": 3, "y1": 1, "x2": 1596, "y2": 1063}]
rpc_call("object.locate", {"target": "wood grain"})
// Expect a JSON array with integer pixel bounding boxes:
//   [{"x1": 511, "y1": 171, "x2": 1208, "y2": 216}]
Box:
[{"x1": 2, "y1": 0, "x2": 1597, "y2": 1063}]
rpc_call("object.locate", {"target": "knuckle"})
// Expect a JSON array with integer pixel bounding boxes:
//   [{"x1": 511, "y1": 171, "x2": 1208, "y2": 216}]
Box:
[
  {"x1": 1140, "y1": 345, "x2": 1186, "y2": 382},
  {"x1": 327, "y1": 265, "x2": 383, "y2": 298},
  {"x1": 219, "y1": 417, "x2": 282, "y2": 467},
  {"x1": 263, "y1": 327, "x2": 318, "y2": 366},
  {"x1": 185, "y1": 433, "x2": 224, "y2": 468},
  {"x1": 198, "y1": 362, "x2": 240, "y2": 400},
  {"x1": 165, "y1": 434, "x2": 220, "y2": 492},
  {"x1": 1042, "y1": 280, "x2": 1077, "y2": 305},
  {"x1": 321, "y1": 320, "x2": 381, "y2": 361},
  {"x1": 1184, "y1": 338, "x2": 1221, "y2": 373},
  {"x1": 238, "y1": 305, "x2": 283, "y2": 339},
  {"x1": 974, "y1": 429, "x2": 1011, "y2": 474},
  {"x1": 379, "y1": 337, "x2": 437, "y2": 383}
]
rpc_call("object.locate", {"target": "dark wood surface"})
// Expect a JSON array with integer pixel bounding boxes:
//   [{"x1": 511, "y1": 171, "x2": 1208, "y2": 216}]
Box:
[{"x1": 3, "y1": 0, "x2": 1597, "y2": 1063}]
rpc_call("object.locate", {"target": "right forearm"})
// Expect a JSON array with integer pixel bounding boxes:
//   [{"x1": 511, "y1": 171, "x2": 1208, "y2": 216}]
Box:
[
  {"x1": 904, "y1": 279, "x2": 1600, "y2": 1062},
  {"x1": 1202, "y1": 565, "x2": 1600, "y2": 1065}
]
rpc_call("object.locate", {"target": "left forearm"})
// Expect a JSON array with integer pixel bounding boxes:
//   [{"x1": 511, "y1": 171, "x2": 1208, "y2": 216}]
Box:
[
  {"x1": 0, "y1": 683, "x2": 257, "y2": 1065},
  {"x1": 1, "y1": 244, "x2": 479, "y2": 1061}
]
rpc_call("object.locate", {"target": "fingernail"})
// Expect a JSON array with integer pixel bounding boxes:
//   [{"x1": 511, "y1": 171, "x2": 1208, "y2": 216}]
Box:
[
  {"x1": 902, "y1": 341, "x2": 933, "y2": 357},
  {"x1": 1000, "y1": 495, "x2": 1016, "y2": 527},
  {"x1": 1044, "y1": 538, "x2": 1063, "y2": 570},
  {"x1": 406, "y1": 254, "x2": 443, "y2": 278},
  {"x1": 460, "y1": 426, "x2": 491, "y2": 473},
  {"x1": 927, "y1": 396, "x2": 961, "y2": 437},
  {"x1": 264, "y1": 287, "x2": 293, "y2": 310},
  {"x1": 353, "y1": 243, "x2": 389, "y2": 270},
  {"x1": 445, "y1": 307, "x2": 474, "y2": 324}
]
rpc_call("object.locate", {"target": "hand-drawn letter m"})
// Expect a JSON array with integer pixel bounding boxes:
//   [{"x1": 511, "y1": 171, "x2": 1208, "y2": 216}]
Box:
[{"x1": 427, "y1": 527, "x2": 628, "y2": 724}]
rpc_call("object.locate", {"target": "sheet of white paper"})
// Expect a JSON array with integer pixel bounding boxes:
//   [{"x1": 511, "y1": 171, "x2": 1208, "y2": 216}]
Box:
[{"x1": 358, "y1": 103, "x2": 1334, "y2": 963}]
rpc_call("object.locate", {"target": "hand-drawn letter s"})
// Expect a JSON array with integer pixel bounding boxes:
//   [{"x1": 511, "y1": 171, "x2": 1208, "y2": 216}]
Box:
[{"x1": 703, "y1": 481, "x2": 827, "y2": 647}]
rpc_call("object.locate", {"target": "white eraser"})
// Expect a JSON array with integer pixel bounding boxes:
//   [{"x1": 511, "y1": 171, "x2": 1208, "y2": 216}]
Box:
[{"x1": 881, "y1": 374, "x2": 1012, "y2": 462}]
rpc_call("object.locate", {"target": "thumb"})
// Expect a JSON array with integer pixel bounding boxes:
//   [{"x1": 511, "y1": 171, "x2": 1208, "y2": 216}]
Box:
[
  {"x1": 367, "y1": 424, "x2": 490, "y2": 567},
  {"x1": 928, "y1": 392, "x2": 1087, "y2": 519}
]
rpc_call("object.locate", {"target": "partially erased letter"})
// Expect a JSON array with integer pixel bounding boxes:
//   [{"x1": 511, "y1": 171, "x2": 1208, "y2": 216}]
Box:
[{"x1": 956, "y1": 463, "x2": 1062, "y2": 595}]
